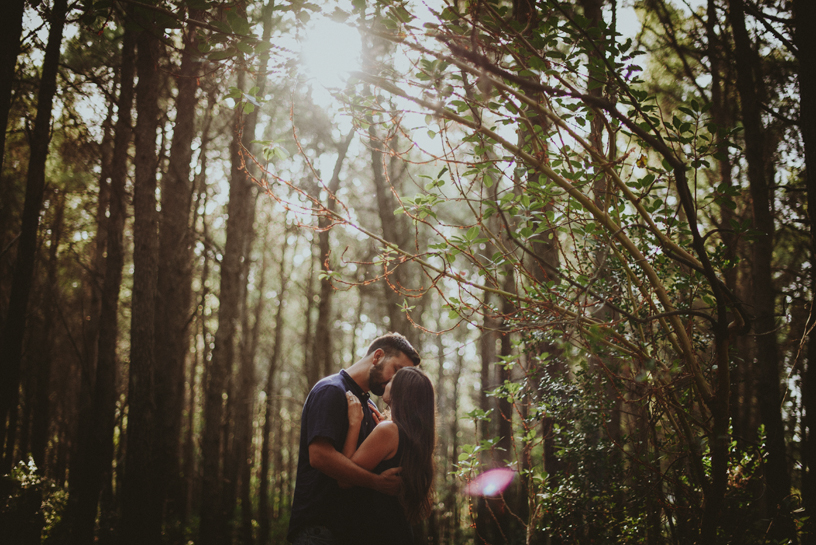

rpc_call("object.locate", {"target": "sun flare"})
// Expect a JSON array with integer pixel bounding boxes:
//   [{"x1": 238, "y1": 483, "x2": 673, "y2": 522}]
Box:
[{"x1": 300, "y1": 18, "x2": 362, "y2": 89}]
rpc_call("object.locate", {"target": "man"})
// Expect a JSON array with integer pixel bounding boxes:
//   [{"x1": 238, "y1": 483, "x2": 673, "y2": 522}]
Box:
[{"x1": 288, "y1": 332, "x2": 421, "y2": 544}]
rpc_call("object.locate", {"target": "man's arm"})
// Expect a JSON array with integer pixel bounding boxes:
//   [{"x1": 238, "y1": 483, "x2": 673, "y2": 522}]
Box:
[{"x1": 309, "y1": 438, "x2": 401, "y2": 496}]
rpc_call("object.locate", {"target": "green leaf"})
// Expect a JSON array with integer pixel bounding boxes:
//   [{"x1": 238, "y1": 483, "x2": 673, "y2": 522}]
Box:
[
  {"x1": 236, "y1": 40, "x2": 255, "y2": 54},
  {"x1": 440, "y1": 7, "x2": 459, "y2": 20},
  {"x1": 226, "y1": 9, "x2": 251, "y2": 35},
  {"x1": 208, "y1": 48, "x2": 237, "y2": 61}
]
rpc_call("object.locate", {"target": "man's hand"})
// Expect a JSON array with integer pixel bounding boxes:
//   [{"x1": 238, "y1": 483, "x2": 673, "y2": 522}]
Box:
[
  {"x1": 374, "y1": 466, "x2": 402, "y2": 496},
  {"x1": 368, "y1": 400, "x2": 385, "y2": 424}
]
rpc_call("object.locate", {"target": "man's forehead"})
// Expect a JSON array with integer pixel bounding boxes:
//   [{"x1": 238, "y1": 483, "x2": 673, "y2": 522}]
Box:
[{"x1": 389, "y1": 352, "x2": 414, "y2": 368}]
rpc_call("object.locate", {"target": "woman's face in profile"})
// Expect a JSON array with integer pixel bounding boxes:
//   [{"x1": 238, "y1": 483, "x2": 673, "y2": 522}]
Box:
[{"x1": 383, "y1": 379, "x2": 393, "y2": 407}]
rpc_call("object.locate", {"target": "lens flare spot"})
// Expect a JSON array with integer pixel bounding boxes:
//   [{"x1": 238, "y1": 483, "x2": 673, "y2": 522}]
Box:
[{"x1": 464, "y1": 468, "x2": 516, "y2": 497}]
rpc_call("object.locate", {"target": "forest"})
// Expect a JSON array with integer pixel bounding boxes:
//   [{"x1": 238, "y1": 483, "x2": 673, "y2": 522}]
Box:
[{"x1": 0, "y1": 0, "x2": 814, "y2": 543}]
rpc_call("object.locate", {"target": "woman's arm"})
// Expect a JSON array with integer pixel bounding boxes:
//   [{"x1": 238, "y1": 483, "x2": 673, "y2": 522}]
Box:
[
  {"x1": 309, "y1": 439, "x2": 402, "y2": 495},
  {"x1": 338, "y1": 394, "x2": 399, "y2": 489},
  {"x1": 349, "y1": 421, "x2": 399, "y2": 471}
]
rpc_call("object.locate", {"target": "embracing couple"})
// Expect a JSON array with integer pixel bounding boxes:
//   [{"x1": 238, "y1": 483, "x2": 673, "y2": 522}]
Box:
[{"x1": 287, "y1": 332, "x2": 436, "y2": 545}]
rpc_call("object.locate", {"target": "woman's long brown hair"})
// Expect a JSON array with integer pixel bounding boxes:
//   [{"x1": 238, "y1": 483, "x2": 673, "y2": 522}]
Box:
[{"x1": 390, "y1": 366, "x2": 436, "y2": 523}]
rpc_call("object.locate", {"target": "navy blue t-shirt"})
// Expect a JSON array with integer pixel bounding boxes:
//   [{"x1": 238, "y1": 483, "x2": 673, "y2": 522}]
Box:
[{"x1": 287, "y1": 370, "x2": 377, "y2": 542}]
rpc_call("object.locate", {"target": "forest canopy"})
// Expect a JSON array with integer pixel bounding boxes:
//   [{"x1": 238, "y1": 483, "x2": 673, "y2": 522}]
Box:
[{"x1": 1, "y1": 0, "x2": 815, "y2": 544}]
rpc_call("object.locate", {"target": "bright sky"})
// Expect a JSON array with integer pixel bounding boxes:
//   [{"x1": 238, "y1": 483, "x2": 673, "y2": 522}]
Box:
[{"x1": 300, "y1": 17, "x2": 362, "y2": 90}]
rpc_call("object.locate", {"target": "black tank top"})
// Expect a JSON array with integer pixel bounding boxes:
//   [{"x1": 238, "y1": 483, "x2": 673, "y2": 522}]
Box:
[{"x1": 337, "y1": 424, "x2": 413, "y2": 545}]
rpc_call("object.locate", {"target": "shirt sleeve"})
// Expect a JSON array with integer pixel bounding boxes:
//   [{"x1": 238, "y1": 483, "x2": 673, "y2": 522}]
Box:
[{"x1": 304, "y1": 383, "x2": 348, "y2": 451}]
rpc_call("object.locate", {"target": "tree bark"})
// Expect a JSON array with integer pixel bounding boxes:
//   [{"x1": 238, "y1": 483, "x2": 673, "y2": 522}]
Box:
[
  {"x1": 0, "y1": 0, "x2": 69, "y2": 474},
  {"x1": 795, "y1": 0, "x2": 816, "y2": 538},
  {"x1": 234, "y1": 249, "x2": 265, "y2": 545},
  {"x1": 368, "y1": 121, "x2": 413, "y2": 338},
  {"x1": 65, "y1": 23, "x2": 135, "y2": 544},
  {"x1": 0, "y1": 0, "x2": 25, "y2": 174},
  {"x1": 154, "y1": 12, "x2": 202, "y2": 536},
  {"x1": 727, "y1": 0, "x2": 793, "y2": 541},
  {"x1": 30, "y1": 190, "x2": 64, "y2": 472},
  {"x1": 258, "y1": 234, "x2": 290, "y2": 545},
  {"x1": 476, "y1": 293, "x2": 500, "y2": 543},
  {"x1": 83, "y1": 105, "x2": 114, "y2": 383},
  {"x1": 116, "y1": 13, "x2": 163, "y2": 544},
  {"x1": 303, "y1": 245, "x2": 319, "y2": 391},
  {"x1": 313, "y1": 129, "x2": 355, "y2": 379},
  {"x1": 182, "y1": 94, "x2": 215, "y2": 529},
  {"x1": 200, "y1": 69, "x2": 256, "y2": 545}
]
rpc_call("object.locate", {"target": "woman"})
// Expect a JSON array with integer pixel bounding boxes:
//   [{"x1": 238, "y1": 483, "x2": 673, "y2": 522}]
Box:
[{"x1": 339, "y1": 366, "x2": 436, "y2": 545}]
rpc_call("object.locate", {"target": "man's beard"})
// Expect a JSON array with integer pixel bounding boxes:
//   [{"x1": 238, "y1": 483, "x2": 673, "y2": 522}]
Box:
[{"x1": 368, "y1": 361, "x2": 387, "y2": 396}]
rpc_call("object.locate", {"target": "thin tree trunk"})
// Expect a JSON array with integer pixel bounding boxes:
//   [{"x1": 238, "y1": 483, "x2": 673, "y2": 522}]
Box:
[
  {"x1": 182, "y1": 103, "x2": 214, "y2": 527},
  {"x1": 65, "y1": 24, "x2": 135, "y2": 543},
  {"x1": 30, "y1": 190, "x2": 64, "y2": 471},
  {"x1": 450, "y1": 350, "x2": 463, "y2": 544},
  {"x1": 368, "y1": 121, "x2": 412, "y2": 337},
  {"x1": 313, "y1": 129, "x2": 355, "y2": 378},
  {"x1": 303, "y1": 247, "x2": 317, "y2": 391},
  {"x1": 83, "y1": 105, "x2": 114, "y2": 380},
  {"x1": 727, "y1": 0, "x2": 793, "y2": 541},
  {"x1": 795, "y1": 0, "x2": 816, "y2": 538},
  {"x1": 258, "y1": 232, "x2": 290, "y2": 545},
  {"x1": 235, "y1": 250, "x2": 266, "y2": 545},
  {"x1": 155, "y1": 13, "x2": 202, "y2": 538},
  {"x1": 495, "y1": 273, "x2": 514, "y2": 538},
  {"x1": 273, "y1": 396, "x2": 285, "y2": 519},
  {"x1": 220, "y1": 195, "x2": 258, "y2": 541},
  {"x1": 0, "y1": 0, "x2": 25, "y2": 174},
  {"x1": 116, "y1": 13, "x2": 163, "y2": 544},
  {"x1": 200, "y1": 68, "x2": 256, "y2": 545},
  {"x1": 187, "y1": 242, "x2": 213, "y2": 526},
  {"x1": 200, "y1": 1, "x2": 274, "y2": 534},
  {"x1": 476, "y1": 294, "x2": 499, "y2": 543},
  {"x1": 0, "y1": 0, "x2": 68, "y2": 474}
]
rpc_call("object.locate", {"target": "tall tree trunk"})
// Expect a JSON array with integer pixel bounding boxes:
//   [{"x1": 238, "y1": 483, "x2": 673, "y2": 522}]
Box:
[
  {"x1": 795, "y1": 0, "x2": 816, "y2": 538},
  {"x1": 258, "y1": 235, "x2": 290, "y2": 545},
  {"x1": 235, "y1": 247, "x2": 266, "y2": 545},
  {"x1": 706, "y1": 0, "x2": 748, "y2": 457},
  {"x1": 303, "y1": 248, "x2": 317, "y2": 391},
  {"x1": 83, "y1": 106, "x2": 114, "y2": 382},
  {"x1": 200, "y1": 69, "x2": 256, "y2": 545},
  {"x1": 200, "y1": 2, "x2": 273, "y2": 534},
  {"x1": 273, "y1": 396, "x2": 286, "y2": 518},
  {"x1": 182, "y1": 98, "x2": 215, "y2": 528},
  {"x1": 66, "y1": 24, "x2": 135, "y2": 544},
  {"x1": 185, "y1": 240, "x2": 213, "y2": 526},
  {"x1": 0, "y1": 0, "x2": 25, "y2": 174},
  {"x1": 476, "y1": 293, "x2": 499, "y2": 543},
  {"x1": 368, "y1": 121, "x2": 412, "y2": 338},
  {"x1": 449, "y1": 349, "x2": 464, "y2": 544},
  {"x1": 0, "y1": 0, "x2": 69, "y2": 474},
  {"x1": 155, "y1": 13, "x2": 202, "y2": 538},
  {"x1": 30, "y1": 190, "x2": 64, "y2": 471},
  {"x1": 313, "y1": 129, "x2": 355, "y2": 378},
  {"x1": 728, "y1": 0, "x2": 793, "y2": 541},
  {"x1": 116, "y1": 13, "x2": 163, "y2": 544}
]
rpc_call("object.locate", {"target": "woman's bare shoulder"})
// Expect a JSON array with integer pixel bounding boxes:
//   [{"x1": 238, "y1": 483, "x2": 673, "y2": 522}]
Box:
[
  {"x1": 372, "y1": 420, "x2": 399, "y2": 442},
  {"x1": 372, "y1": 420, "x2": 399, "y2": 459},
  {"x1": 374, "y1": 419, "x2": 398, "y2": 432}
]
